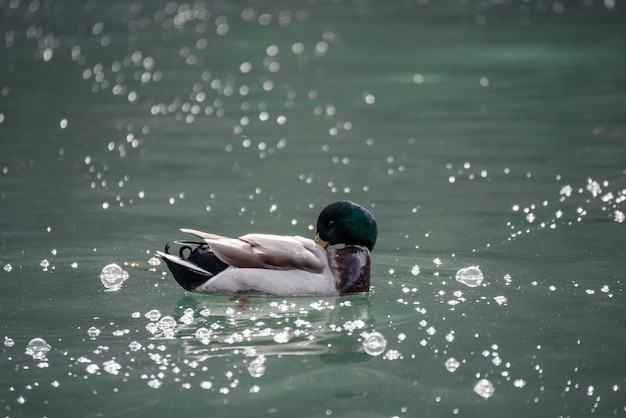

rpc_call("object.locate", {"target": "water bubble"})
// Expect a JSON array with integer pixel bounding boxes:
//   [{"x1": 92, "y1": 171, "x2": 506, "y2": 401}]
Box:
[
  {"x1": 445, "y1": 357, "x2": 460, "y2": 372},
  {"x1": 3, "y1": 263, "x2": 12, "y2": 272},
  {"x1": 384, "y1": 349, "x2": 402, "y2": 360},
  {"x1": 103, "y1": 360, "x2": 122, "y2": 375},
  {"x1": 200, "y1": 381, "x2": 213, "y2": 389},
  {"x1": 195, "y1": 327, "x2": 212, "y2": 344},
  {"x1": 513, "y1": 379, "x2": 526, "y2": 388},
  {"x1": 362, "y1": 332, "x2": 387, "y2": 356},
  {"x1": 455, "y1": 266, "x2": 484, "y2": 287},
  {"x1": 273, "y1": 331, "x2": 290, "y2": 344},
  {"x1": 148, "y1": 257, "x2": 161, "y2": 266},
  {"x1": 87, "y1": 327, "x2": 101, "y2": 338},
  {"x1": 157, "y1": 316, "x2": 176, "y2": 330},
  {"x1": 343, "y1": 319, "x2": 365, "y2": 333},
  {"x1": 128, "y1": 341, "x2": 142, "y2": 351},
  {"x1": 144, "y1": 309, "x2": 161, "y2": 321},
  {"x1": 494, "y1": 296, "x2": 507, "y2": 305},
  {"x1": 410, "y1": 265, "x2": 420, "y2": 275},
  {"x1": 99, "y1": 263, "x2": 128, "y2": 290},
  {"x1": 473, "y1": 379, "x2": 495, "y2": 399},
  {"x1": 147, "y1": 378, "x2": 162, "y2": 389},
  {"x1": 25, "y1": 338, "x2": 51, "y2": 359},
  {"x1": 247, "y1": 355, "x2": 266, "y2": 377}
]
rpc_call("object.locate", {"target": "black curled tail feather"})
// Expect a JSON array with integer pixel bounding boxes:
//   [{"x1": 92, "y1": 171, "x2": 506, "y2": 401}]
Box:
[{"x1": 160, "y1": 243, "x2": 229, "y2": 292}]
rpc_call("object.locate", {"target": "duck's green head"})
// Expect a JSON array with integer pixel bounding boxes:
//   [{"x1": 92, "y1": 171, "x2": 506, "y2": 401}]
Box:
[{"x1": 315, "y1": 201, "x2": 378, "y2": 251}]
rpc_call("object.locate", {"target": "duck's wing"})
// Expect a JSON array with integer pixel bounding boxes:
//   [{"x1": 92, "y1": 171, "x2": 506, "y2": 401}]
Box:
[{"x1": 205, "y1": 234, "x2": 327, "y2": 273}]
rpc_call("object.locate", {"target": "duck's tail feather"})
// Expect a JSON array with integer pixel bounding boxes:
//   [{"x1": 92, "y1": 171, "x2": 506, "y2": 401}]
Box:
[{"x1": 157, "y1": 243, "x2": 229, "y2": 291}]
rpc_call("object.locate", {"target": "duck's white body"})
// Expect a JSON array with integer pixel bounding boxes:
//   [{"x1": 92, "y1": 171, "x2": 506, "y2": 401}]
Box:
[
  {"x1": 157, "y1": 231, "x2": 371, "y2": 296},
  {"x1": 194, "y1": 265, "x2": 338, "y2": 296}
]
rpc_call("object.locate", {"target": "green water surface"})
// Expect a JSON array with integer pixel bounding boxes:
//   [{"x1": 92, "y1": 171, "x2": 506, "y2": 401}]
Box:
[{"x1": 1, "y1": 1, "x2": 625, "y2": 417}]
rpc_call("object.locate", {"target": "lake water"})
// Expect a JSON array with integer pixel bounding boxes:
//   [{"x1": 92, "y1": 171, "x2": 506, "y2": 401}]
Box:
[{"x1": 1, "y1": 1, "x2": 625, "y2": 417}]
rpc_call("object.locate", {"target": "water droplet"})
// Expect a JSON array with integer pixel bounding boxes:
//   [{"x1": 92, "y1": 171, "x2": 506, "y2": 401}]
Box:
[
  {"x1": 248, "y1": 356, "x2": 266, "y2": 377},
  {"x1": 147, "y1": 378, "x2": 162, "y2": 389},
  {"x1": 513, "y1": 379, "x2": 526, "y2": 388},
  {"x1": 148, "y1": 257, "x2": 161, "y2": 266},
  {"x1": 384, "y1": 349, "x2": 402, "y2": 360},
  {"x1": 410, "y1": 265, "x2": 420, "y2": 275},
  {"x1": 200, "y1": 381, "x2": 213, "y2": 389},
  {"x1": 157, "y1": 316, "x2": 176, "y2": 330},
  {"x1": 195, "y1": 327, "x2": 212, "y2": 344},
  {"x1": 87, "y1": 327, "x2": 101, "y2": 338},
  {"x1": 103, "y1": 360, "x2": 122, "y2": 375},
  {"x1": 128, "y1": 341, "x2": 142, "y2": 351},
  {"x1": 4, "y1": 336, "x2": 15, "y2": 347},
  {"x1": 473, "y1": 379, "x2": 495, "y2": 399},
  {"x1": 25, "y1": 338, "x2": 51, "y2": 359},
  {"x1": 362, "y1": 332, "x2": 387, "y2": 356},
  {"x1": 455, "y1": 266, "x2": 484, "y2": 287},
  {"x1": 494, "y1": 296, "x2": 507, "y2": 305},
  {"x1": 445, "y1": 357, "x2": 460, "y2": 372},
  {"x1": 4, "y1": 263, "x2": 13, "y2": 272},
  {"x1": 99, "y1": 263, "x2": 128, "y2": 290},
  {"x1": 273, "y1": 331, "x2": 290, "y2": 343},
  {"x1": 144, "y1": 309, "x2": 161, "y2": 321}
]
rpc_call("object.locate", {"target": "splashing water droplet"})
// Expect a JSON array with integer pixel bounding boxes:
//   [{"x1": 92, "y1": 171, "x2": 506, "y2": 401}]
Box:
[
  {"x1": 445, "y1": 357, "x2": 460, "y2": 372},
  {"x1": 473, "y1": 378, "x2": 495, "y2": 399},
  {"x1": 455, "y1": 266, "x2": 484, "y2": 287},
  {"x1": 87, "y1": 327, "x2": 101, "y2": 338},
  {"x1": 410, "y1": 265, "x2": 420, "y2": 275},
  {"x1": 384, "y1": 349, "x2": 402, "y2": 360},
  {"x1": 195, "y1": 327, "x2": 212, "y2": 344},
  {"x1": 513, "y1": 379, "x2": 526, "y2": 388},
  {"x1": 99, "y1": 263, "x2": 128, "y2": 290},
  {"x1": 494, "y1": 296, "x2": 507, "y2": 305},
  {"x1": 157, "y1": 316, "x2": 177, "y2": 330},
  {"x1": 273, "y1": 331, "x2": 290, "y2": 344},
  {"x1": 248, "y1": 355, "x2": 266, "y2": 377},
  {"x1": 103, "y1": 360, "x2": 122, "y2": 375},
  {"x1": 144, "y1": 309, "x2": 161, "y2": 321},
  {"x1": 25, "y1": 338, "x2": 51, "y2": 359},
  {"x1": 362, "y1": 332, "x2": 387, "y2": 356}
]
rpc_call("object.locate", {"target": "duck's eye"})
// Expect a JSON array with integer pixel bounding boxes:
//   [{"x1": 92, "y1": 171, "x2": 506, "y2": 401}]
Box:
[{"x1": 326, "y1": 220, "x2": 335, "y2": 228}]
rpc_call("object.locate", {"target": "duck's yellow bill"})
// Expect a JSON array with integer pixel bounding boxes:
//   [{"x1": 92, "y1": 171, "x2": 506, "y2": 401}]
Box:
[{"x1": 314, "y1": 233, "x2": 330, "y2": 248}]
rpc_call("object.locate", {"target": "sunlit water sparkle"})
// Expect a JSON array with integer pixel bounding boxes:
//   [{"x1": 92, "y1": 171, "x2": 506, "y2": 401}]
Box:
[{"x1": 1, "y1": 0, "x2": 624, "y2": 417}]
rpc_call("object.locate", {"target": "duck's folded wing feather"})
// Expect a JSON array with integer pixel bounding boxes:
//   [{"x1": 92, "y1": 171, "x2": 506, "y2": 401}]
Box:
[{"x1": 205, "y1": 234, "x2": 326, "y2": 273}]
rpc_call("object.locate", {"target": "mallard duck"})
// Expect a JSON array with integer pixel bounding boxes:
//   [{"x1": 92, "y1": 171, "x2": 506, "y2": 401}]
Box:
[{"x1": 156, "y1": 201, "x2": 377, "y2": 296}]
